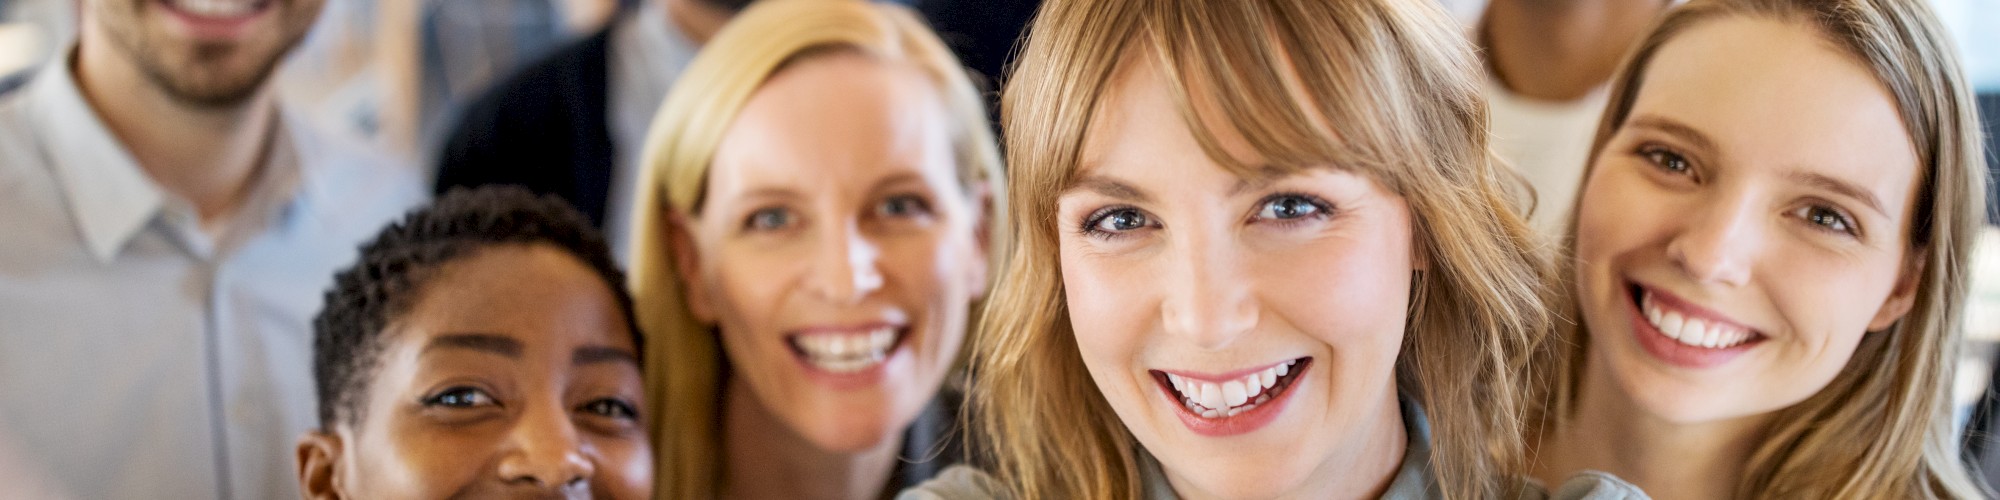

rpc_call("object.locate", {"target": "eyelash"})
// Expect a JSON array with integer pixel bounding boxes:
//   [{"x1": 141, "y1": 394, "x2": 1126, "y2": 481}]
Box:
[
  {"x1": 424, "y1": 387, "x2": 639, "y2": 421},
  {"x1": 579, "y1": 398, "x2": 640, "y2": 420},
  {"x1": 423, "y1": 386, "x2": 497, "y2": 409},
  {"x1": 1075, "y1": 193, "x2": 1335, "y2": 239},
  {"x1": 742, "y1": 207, "x2": 793, "y2": 232},
  {"x1": 1792, "y1": 204, "x2": 1862, "y2": 238},
  {"x1": 1636, "y1": 144, "x2": 1696, "y2": 179}
]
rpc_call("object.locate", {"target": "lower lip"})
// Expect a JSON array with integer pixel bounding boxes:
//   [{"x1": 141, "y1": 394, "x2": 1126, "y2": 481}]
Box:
[
  {"x1": 1161, "y1": 360, "x2": 1309, "y2": 437},
  {"x1": 1626, "y1": 289, "x2": 1760, "y2": 369},
  {"x1": 790, "y1": 333, "x2": 907, "y2": 391},
  {"x1": 156, "y1": 0, "x2": 273, "y2": 40}
]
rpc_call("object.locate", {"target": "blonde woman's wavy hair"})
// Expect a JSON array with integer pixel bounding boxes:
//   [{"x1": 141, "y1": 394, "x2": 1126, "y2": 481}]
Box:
[
  {"x1": 976, "y1": 0, "x2": 1556, "y2": 498},
  {"x1": 625, "y1": 1, "x2": 1005, "y2": 498},
  {"x1": 1541, "y1": 0, "x2": 1990, "y2": 497}
]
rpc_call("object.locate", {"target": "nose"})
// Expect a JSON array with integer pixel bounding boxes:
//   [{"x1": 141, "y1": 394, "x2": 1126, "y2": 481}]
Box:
[
  {"x1": 1666, "y1": 193, "x2": 1758, "y2": 287},
  {"x1": 496, "y1": 403, "x2": 595, "y2": 491},
  {"x1": 806, "y1": 220, "x2": 885, "y2": 304},
  {"x1": 1159, "y1": 229, "x2": 1259, "y2": 350}
]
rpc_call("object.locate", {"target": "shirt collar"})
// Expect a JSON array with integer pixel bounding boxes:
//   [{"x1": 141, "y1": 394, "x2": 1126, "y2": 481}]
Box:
[
  {"x1": 26, "y1": 50, "x2": 164, "y2": 263},
  {"x1": 28, "y1": 45, "x2": 316, "y2": 262}
]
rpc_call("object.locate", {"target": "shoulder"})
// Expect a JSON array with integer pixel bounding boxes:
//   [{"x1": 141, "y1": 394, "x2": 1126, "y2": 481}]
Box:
[
  {"x1": 896, "y1": 465, "x2": 1006, "y2": 500},
  {"x1": 288, "y1": 115, "x2": 428, "y2": 225}
]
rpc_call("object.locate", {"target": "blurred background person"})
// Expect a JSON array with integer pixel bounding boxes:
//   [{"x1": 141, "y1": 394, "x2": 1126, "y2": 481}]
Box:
[
  {"x1": 1529, "y1": 0, "x2": 1989, "y2": 497},
  {"x1": 1468, "y1": 0, "x2": 1671, "y2": 237},
  {"x1": 627, "y1": 0, "x2": 1005, "y2": 497},
  {"x1": 432, "y1": 0, "x2": 729, "y2": 263},
  {"x1": 0, "y1": 0, "x2": 424, "y2": 498}
]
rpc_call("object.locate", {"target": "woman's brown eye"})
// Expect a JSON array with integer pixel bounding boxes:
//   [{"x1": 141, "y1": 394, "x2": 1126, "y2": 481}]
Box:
[
  {"x1": 580, "y1": 398, "x2": 638, "y2": 419},
  {"x1": 1640, "y1": 146, "x2": 1691, "y2": 175}
]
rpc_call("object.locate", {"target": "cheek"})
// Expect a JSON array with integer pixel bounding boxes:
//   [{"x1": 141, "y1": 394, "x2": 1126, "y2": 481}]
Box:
[
  {"x1": 1269, "y1": 237, "x2": 1413, "y2": 355},
  {"x1": 1574, "y1": 166, "x2": 1661, "y2": 264},
  {"x1": 356, "y1": 417, "x2": 488, "y2": 497},
  {"x1": 1058, "y1": 247, "x2": 1153, "y2": 371},
  {"x1": 591, "y1": 435, "x2": 655, "y2": 499}
]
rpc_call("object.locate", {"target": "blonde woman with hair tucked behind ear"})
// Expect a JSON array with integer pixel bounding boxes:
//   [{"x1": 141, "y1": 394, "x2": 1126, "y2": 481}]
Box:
[
  {"x1": 1531, "y1": 0, "x2": 1991, "y2": 497},
  {"x1": 904, "y1": 1, "x2": 1639, "y2": 499},
  {"x1": 626, "y1": 0, "x2": 1005, "y2": 498}
]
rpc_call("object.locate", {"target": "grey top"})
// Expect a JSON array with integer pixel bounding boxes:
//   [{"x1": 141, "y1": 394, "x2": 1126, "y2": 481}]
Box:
[{"x1": 897, "y1": 397, "x2": 1649, "y2": 500}]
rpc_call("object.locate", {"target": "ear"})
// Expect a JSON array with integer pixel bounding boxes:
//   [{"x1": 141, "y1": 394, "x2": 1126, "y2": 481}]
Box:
[
  {"x1": 295, "y1": 430, "x2": 345, "y2": 500},
  {"x1": 965, "y1": 182, "x2": 994, "y2": 301},
  {"x1": 1867, "y1": 249, "x2": 1927, "y2": 332},
  {"x1": 667, "y1": 209, "x2": 718, "y2": 323}
]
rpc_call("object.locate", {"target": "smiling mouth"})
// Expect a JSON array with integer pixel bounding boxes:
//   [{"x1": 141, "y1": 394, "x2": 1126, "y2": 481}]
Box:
[
  {"x1": 786, "y1": 327, "x2": 907, "y2": 374},
  {"x1": 1153, "y1": 358, "x2": 1310, "y2": 419},
  {"x1": 159, "y1": 0, "x2": 273, "y2": 19},
  {"x1": 1629, "y1": 284, "x2": 1764, "y2": 349}
]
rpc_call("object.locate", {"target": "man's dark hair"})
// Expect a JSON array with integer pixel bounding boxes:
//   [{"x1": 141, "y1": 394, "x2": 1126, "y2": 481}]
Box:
[{"x1": 312, "y1": 186, "x2": 641, "y2": 429}]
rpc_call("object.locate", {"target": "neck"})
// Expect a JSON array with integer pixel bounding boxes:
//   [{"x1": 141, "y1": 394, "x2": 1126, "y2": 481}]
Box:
[
  {"x1": 1479, "y1": 0, "x2": 1667, "y2": 101},
  {"x1": 719, "y1": 378, "x2": 903, "y2": 500},
  {"x1": 74, "y1": 29, "x2": 275, "y2": 225},
  {"x1": 663, "y1": 0, "x2": 733, "y2": 45},
  {"x1": 1534, "y1": 357, "x2": 1767, "y2": 500}
]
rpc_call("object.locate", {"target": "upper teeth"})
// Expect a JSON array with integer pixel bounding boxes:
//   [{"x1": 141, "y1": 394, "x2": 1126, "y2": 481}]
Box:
[
  {"x1": 1642, "y1": 291, "x2": 1753, "y2": 349},
  {"x1": 1165, "y1": 359, "x2": 1297, "y2": 419},
  {"x1": 169, "y1": 0, "x2": 259, "y2": 18},
  {"x1": 794, "y1": 328, "x2": 897, "y2": 373}
]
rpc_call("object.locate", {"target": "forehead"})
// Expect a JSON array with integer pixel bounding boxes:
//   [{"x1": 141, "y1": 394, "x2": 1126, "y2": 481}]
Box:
[
  {"x1": 1631, "y1": 16, "x2": 1917, "y2": 188},
  {"x1": 395, "y1": 245, "x2": 635, "y2": 353},
  {"x1": 1080, "y1": 53, "x2": 1264, "y2": 182},
  {"x1": 705, "y1": 52, "x2": 960, "y2": 197}
]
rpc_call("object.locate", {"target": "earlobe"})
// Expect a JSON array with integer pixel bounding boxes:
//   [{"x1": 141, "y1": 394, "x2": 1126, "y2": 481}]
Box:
[
  {"x1": 1867, "y1": 251, "x2": 1927, "y2": 332},
  {"x1": 295, "y1": 430, "x2": 345, "y2": 500},
  {"x1": 667, "y1": 210, "x2": 718, "y2": 323}
]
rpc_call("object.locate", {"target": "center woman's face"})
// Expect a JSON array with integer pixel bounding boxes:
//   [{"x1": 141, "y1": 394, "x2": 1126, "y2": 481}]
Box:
[
  {"x1": 1573, "y1": 17, "x2": 1923, "y2": 425},
  {"x1": 680, "y1": 53, "x2": 988, "y2": 452},
  {"x1": 1058, "y1": 57, "x2": 1416, "y2": 499}
]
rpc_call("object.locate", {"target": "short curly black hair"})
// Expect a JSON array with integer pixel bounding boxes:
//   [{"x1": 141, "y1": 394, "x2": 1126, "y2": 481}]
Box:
[{"x1": 312, "y1": 186, "x2": 642, "y2": 430}]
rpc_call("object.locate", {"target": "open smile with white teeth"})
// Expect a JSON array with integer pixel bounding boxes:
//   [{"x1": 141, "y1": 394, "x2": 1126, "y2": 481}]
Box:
[
  {"x1": 161, "y1": 0, "x2": 271, "y2": 18},
  {"x1": 1156, "y1": 358, "x2": 1309, "y2": 419},
  {"x1": 1635, "y1": 287, "x2": 1760, "y2": 349},
  {"x1": 787, "y1": 327, "x2": 904, "y2": 374}
]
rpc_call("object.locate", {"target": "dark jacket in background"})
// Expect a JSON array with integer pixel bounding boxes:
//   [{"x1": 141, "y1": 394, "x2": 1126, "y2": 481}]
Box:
[{"x1": 434, "y1": 21, "x2": 620, "y2": 226}]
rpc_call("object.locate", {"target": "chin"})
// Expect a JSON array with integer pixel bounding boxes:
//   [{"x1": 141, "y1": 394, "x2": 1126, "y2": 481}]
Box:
[{"x1": 795, "y1": 405, "x2": 904, "y2": 452}]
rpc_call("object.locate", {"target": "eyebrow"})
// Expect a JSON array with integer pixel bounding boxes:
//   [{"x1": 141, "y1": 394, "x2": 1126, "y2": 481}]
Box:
[
  {"x1": 573, "y1": 345, "x2": 640, "y2": 367},
  {"x1": 1068, "y1": 163, "x2": 1297, "y2": 200},
  {"x1": 1067, "y1": 174, "x2": 1151, "y2": 202},
  {"x1": 1787, "y1": 170, "x2": 1887, "y2": 217},
  {"x1": 1625, "y1": 115, "x2": 1720, "y2": 156},
  {"x1": 423, "y1": 333, "x2": 523, "y2": 358}
]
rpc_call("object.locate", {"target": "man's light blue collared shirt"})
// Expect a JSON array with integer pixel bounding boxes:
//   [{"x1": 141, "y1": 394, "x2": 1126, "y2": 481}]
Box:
[{"x1": 0, "y1": 52, "x2": 425, "y2": 499}]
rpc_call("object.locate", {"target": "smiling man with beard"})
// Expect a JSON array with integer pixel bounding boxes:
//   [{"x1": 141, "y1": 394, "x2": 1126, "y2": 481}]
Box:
[{"x1": 0, "y1": 0, "x2": 424, "y2": 498}]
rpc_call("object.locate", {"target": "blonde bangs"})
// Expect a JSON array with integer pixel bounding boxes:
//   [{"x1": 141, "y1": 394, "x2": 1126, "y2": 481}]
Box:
[{"x1": 986, "y1": 1, "x2": 1552, "y2": 499}]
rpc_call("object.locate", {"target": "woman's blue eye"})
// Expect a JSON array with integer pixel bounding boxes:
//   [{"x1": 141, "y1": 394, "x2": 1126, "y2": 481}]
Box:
[
  {"x1": 877, "y1": 195, "x2": 932, "y2": 218},
  {"x1": 744, "y1": 208, "x2": 792, "y2": 231},
  {"x1": 1086, "y1": 208, "x2": 1151, "y2": 234},
  {"x1": 1256, "y1": 195, "x2": 1324, "y2": 220},
  {"x1": 580, "y1": 398, "x2": 638, "y2": 420},
  {"x1": 1640, "y1": 145, "x2": 1692, "y2": 175},
  {"x1": 425, "y1": 387, "x2": 495, "y2": 408}
]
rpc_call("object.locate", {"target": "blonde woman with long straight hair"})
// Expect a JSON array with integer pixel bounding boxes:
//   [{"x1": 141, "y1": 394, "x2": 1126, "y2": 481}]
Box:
[
  {"x1": 1531, "y1": 0, "x2": 1991, "y2": 497},
  {"x1": 626, "y1": 0, "x2": 1005, "y2": 498},
  {"x1": 904, "y1": 1, "x2": 1639, "y2": 499}
]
